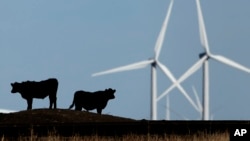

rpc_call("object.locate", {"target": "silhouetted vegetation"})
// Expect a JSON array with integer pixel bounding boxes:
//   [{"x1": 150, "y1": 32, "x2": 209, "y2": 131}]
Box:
[{"x1": 0, "y1": 131, "x2": 229, "y2": 141}]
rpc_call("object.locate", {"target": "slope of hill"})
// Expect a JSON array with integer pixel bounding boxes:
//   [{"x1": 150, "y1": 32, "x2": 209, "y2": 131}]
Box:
[
  {"x1": 0, "y1": 108, "x2": 249, "y2": 138},
  {"x1": 0, "y1": 108, "x2": 135, "y2": 125},
  {"x1": 0, "y1": 109, "x2": 138, "y2": 137}
]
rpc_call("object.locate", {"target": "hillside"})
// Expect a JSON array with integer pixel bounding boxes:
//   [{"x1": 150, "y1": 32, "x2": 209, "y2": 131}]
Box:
[
  {"x1": 0, "y1": 108, "x2": 249, "y2": 138},
  {"x1": 0, "y1": 108, "x2": 135, "y2": 125},
  {"x1": 0, "y1": 109, "x2": 138, "y2": 137}
]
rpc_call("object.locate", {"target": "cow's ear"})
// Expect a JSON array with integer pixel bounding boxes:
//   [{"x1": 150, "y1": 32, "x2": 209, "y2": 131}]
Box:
[{"x1": 11, "y1": 83, "x2": 13, "y2": 86}]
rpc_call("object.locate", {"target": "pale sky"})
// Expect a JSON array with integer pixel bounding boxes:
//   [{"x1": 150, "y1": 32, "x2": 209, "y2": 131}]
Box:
[{"x1": 1, "y1": 0, "x2": 250, "y2": 120}]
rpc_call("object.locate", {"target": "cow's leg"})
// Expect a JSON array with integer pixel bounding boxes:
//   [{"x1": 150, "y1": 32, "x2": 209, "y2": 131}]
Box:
[
  {"x1": 52, "y1": 96, "x2": 57, "y2": 109},
  {"x1": 27, "y1": 98, "x2": 33, "y2": 110},
  {"x1": 49, "y1": 96, "x2": 52, "y2": 109},
  {"x1": 75, "y1": 102, "x2": 82, "y2": 111},
  {"x1": 49, "y1": 95, "x2": 57, "y2": 109},
  {"x1": 97, "y1": 108, "x2": 102, "y2": 114},
  {"x1": 54, "y1": 97, "x2": 57, "y2": 109},
  {"x1": 75, "y1": 106, "x2": 82, "y2": 111}
]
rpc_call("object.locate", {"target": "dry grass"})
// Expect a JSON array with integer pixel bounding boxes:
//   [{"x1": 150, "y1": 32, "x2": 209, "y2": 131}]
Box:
[
  {"x1": 0, "y1": 110, "x2": 232, "y2": 141},
  {"x1": 1, "y1": 132, "x2": 229, "y2": 141}
]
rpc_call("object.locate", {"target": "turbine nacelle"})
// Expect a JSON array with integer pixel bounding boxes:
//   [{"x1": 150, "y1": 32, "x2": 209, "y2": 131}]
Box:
[
  {"x1": 199, "y1": 52, "x2": 206, "y2": 59},
  {"x1": 149, "y1": 59, "x2": 157, "y2": 67}
]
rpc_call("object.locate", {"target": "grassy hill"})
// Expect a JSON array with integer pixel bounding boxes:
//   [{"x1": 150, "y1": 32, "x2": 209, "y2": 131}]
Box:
[
  {"x1": 0, "y1": 108, "x2": 248, "y2": 140},
  {"x1": 0, "y1": 108, "x2": 135, "y2": 125}
]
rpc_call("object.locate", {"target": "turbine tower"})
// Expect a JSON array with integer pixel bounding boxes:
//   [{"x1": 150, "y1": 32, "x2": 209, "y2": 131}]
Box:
[
  {"x1": 92, "y1": 0, "x2": 199, "y2": 120},
  {"x1": 157, "y1": 0, "x2": 250, "y2": 120}
]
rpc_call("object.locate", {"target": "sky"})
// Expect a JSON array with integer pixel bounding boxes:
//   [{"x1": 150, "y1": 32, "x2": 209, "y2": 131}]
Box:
[{"x1": 1, "y1": 0, "x2": 250, "y2": 120}]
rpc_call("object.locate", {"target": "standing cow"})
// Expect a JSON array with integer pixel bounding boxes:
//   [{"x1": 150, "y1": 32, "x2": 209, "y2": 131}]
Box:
[
  {"x1": 11, "y1": 78, "x2": 58, "y2": 110},
  {"x1": 69, "y1": 88, "x2": 116, "y2": 114}
]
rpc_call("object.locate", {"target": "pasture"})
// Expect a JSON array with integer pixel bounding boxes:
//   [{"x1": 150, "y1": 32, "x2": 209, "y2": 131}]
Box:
[{"x1": 0, "y1": 109, "x2": 247, "y2": 140}]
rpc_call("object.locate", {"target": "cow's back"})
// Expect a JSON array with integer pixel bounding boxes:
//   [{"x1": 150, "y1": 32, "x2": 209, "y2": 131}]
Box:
[
  {"x1": 38, "y1": 78, "x2": 58, "y2": 98},
  {"x1": 74, "y1": 91, "x2": 109, "y2": 111},
  {"x1": 26, "y1": 78, "x2": 58, "y2": 99}
]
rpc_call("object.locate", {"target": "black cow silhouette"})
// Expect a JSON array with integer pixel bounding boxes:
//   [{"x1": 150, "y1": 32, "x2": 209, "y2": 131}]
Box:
[
  {"x1": 69, "y1": 88, "x2": 116, "y2": 114},
  {"x1": 11, "y1": 78, "x2": 58, "y2": 110}
]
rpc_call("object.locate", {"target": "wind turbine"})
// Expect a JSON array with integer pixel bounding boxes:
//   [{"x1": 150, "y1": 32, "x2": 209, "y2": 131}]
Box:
[
  {"x1": 92, "y1": 0, "x2": 199, "y2": 120},
  {"x1": 157, "y1": 0, "x2": 250, "y2": 120},
  {"x1": 192, "y1": 85, "x2": 216, "y2": 120},
  {"x1": 191, "y1": 86, "x2": 202, "y2": 118}
]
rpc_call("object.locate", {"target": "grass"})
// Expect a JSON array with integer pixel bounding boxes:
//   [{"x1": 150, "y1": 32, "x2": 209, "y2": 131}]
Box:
[{"x1": 1, "y1": 131, "x2": 229, "y2": 141}]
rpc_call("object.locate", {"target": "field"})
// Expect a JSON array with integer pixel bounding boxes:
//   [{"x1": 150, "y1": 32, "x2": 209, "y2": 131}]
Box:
[
  {"x1": 0, "y1": 132, "x2": 229, "y2": 141},
  {"x1": 0, "y1": 109, "x2": 247, "y2": 140}
]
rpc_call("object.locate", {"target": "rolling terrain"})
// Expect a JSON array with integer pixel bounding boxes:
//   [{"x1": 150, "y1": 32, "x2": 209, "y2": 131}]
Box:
[{"x1": 0, "y1": 109, "x2": 249, "y2": 138}]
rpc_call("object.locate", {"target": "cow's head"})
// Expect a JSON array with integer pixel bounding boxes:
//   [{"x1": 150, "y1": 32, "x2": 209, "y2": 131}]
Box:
[
  {"x1": 10, "y1": 82, "x2": 20, "y2": 93},
  {"x1": 105, "y1": 88, "x2": 116, "y2": 99}
]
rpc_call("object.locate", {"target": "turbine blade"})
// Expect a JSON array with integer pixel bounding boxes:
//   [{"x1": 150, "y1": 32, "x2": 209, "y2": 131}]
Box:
[
  {"x1": 157, "y1": 61, "x2": 176, "y2": 83},
  {"x1": 157, "y1": 56, "x2": 207, "y2": 105},
  {"x1": 192, "y1": 85, "x2": 202, "y2": 112},
  {"x1": 154, "y1": 0, "x2": 174, "y2": 59},
  {"x1": 178, "y1": 55, "x2": 207, "y2": 83},
  {"x1": 176, "y1": 83, "x2": 200, "y2": 112},
  {"x1": 211, "y1": 54, "x2": 250, "y2": 73},
  {"x1": 92, "y1": 59, "x2": 154, "y2": 77},
  {"x1": 196, "y1": 0, "x2": 210, "y2": 53},
  {"x1": 157, "y1": 61, "x2": 200, "y2": 111}
]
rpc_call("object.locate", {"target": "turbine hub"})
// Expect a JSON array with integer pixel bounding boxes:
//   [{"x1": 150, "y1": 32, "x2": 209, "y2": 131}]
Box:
[
  {"x1": 199, "y1": 52, "x2": 207, "y2": 59},
  {"x1": 152, "y1": 60, "x2": 157, "y2": 67}
]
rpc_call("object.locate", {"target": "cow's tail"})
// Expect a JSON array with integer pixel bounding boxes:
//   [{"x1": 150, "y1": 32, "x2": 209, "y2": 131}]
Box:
[{"x1": 69, "y1": 96, "x2": 75, "y2": 109}]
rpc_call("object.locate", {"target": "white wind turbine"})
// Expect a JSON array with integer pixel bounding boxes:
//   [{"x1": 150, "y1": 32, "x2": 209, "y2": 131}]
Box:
[
  {"x1": 157, "y1": 0, "x2": 250, "y2": 120},
  {"x1": 92, "y1": 0, "x2": 199, "y2": 120},
  {"x1": 192, "y1": 85, "x2": 216, "y2": 120}
]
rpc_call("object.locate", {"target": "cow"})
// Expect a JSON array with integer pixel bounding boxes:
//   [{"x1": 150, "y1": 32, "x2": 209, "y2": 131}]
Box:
[
  {"x1": 69, "y1": 88, "x2": 116, "y2": 114},
  {"x1": 10, "y1": 78, "x2": 58, "y2": 110}
]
